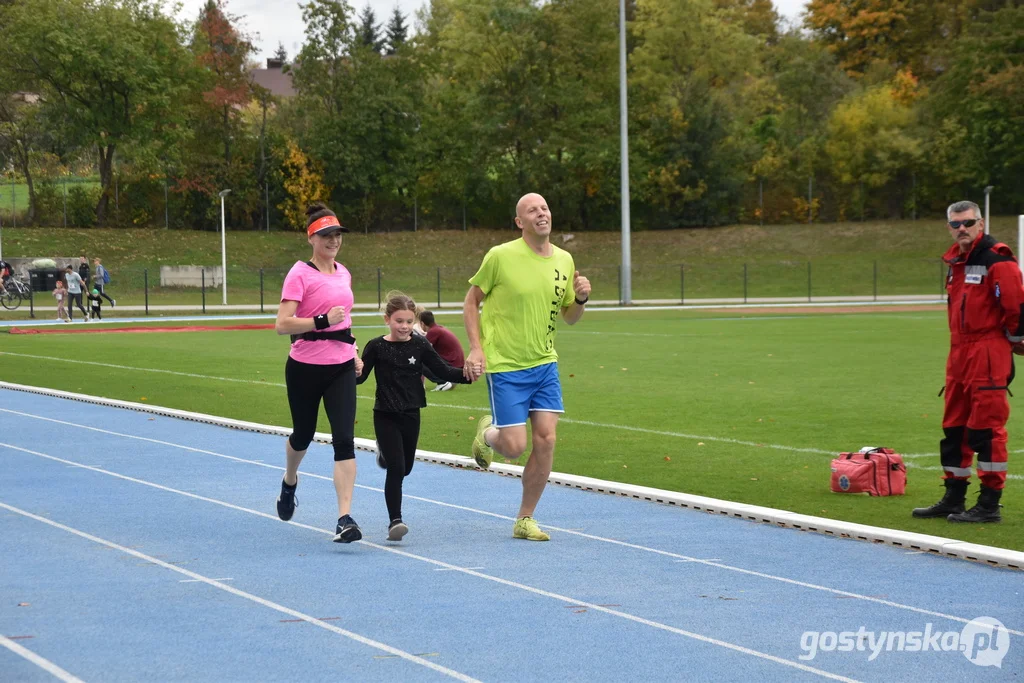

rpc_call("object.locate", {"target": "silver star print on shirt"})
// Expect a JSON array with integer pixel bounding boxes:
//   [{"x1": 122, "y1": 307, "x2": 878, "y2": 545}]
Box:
[{"x1": 408, "y1": 356, "x2": 417, "y2": 365}]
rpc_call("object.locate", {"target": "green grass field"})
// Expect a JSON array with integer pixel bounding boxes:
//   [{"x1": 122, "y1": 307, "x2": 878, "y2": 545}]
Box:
[{"x1": 1, "y1": 307, "x2": 1019, "y2": 551}]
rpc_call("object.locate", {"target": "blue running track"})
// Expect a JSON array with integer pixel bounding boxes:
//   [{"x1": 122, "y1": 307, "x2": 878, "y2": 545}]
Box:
[{"x1": 1, "y1": 389, "x2": 1020, "y2": 682}]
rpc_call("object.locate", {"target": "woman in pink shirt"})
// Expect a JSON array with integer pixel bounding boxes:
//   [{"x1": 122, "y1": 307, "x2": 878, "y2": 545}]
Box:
[{"x1": 274, "y1": 203, "x2": 363, "y2": 543}]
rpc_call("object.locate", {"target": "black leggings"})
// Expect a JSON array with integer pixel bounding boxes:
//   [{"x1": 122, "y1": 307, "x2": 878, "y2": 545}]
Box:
[
  {"x1": 68, "y1": 292, "x2": 87, "y2": 319},
  {"x1": 285, "y1": 356, "x2": 356, "y2": 461},
  {"x1": 374, "y1": 410, "x2": 420, "y2": 521},
  {"x1": 96, "y1": 283, "x2": 115, "y2": 305}
]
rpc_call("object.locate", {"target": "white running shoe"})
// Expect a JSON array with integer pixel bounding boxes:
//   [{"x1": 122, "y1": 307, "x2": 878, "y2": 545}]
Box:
[{"x1": 433, "y1": 381, "x2": 454, "y2": 392}]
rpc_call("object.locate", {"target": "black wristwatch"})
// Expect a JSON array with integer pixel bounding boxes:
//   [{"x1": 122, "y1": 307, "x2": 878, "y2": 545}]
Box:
[{"x1": 574, "y1": 296, "x2": 588, "y2": 306}]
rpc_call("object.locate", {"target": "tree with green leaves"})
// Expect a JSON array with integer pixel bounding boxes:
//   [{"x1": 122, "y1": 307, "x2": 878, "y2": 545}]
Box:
[
  {"x1": 804, "y1": 0, "x2": 911, "y2": 78},
  {"x1": 293, "y1": 0, "x2": 357, "y2": 117},
  {"x1": 292, "y1": 0, "x2": 425, "y2": 230},
  {"x1": 0, "y1": 79, "x2": 45, "y2": 222},
  {"x1": 385, "y1": 8, "x2": 408, "y2": 55},
  {"x1": 924, "y1": 3, "x2": 1024, "y2": 211},
  {"x1": 630, "y1": 0, "x2": 764, "y2": 226},
  {"x1": 274, "y1": 42, "x2": 289, "y2": 63},
  {"x1": 356, "y1": 4, "x2": 385, "y2": 53},
  {"x1": 1, "y1": 0, "x2": 197, "y2": 224},
  {"x1": 824, "y1": 83, "x2": 923, "y2": 218},
  {"x1": 191, "y1": 0, "x2": 254, "y2": 165}
]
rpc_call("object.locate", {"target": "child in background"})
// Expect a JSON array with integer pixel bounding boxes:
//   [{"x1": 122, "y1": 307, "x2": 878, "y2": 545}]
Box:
[
  {"x1": 86, "y1": 288, "x2": 103, "y2": 321},
  {"x1": 412, "y1": 303, "x2": 428, "y2": 337},
  {"x1": 413, "y1": 305, "x2": 443, "y2": 386},
  {"x1": 356, "y1": 291, "x2": 473, "y2": 541},
  {"x1": 53, "y1": 280, "x2": 70, "y2": 322}
]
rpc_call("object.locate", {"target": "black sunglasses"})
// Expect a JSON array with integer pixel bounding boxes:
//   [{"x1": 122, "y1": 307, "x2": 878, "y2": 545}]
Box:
[{"x1": 949, "y1": 219, "x2": 980, "y2": 229}]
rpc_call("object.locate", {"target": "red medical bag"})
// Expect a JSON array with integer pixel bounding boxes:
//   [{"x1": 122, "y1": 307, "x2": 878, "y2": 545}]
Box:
[{"x1": 830, "y1": 447, "x2": 907, "y2": 496}]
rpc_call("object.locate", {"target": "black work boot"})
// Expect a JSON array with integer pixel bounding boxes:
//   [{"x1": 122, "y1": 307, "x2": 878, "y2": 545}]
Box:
[
  {"x1": 912, "y1": 479, "x2": 968, "y2": 518},
  {"x1": 948, "y1": 486, "x2": 1003, "y2": 523}
]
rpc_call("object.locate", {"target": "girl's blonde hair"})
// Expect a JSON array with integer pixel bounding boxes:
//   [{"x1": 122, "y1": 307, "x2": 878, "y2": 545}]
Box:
[{"x1": 381, "y1": 290, "x2": 416, "y2": 318}]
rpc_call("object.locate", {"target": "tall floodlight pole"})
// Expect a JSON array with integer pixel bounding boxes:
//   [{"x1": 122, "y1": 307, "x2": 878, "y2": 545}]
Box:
[
  {"x1": 619, "y1": 0, "x2": 632, "y2": 305},
  {"x1": 219, "y1": 189, "x2": 231, "y2": 305},
  {"x1": 1018, "y1": 214, "x2": 1023, "y2": 279},
  {"x1": 984, "y1": 185, "x2": 993, "y2": 234}
]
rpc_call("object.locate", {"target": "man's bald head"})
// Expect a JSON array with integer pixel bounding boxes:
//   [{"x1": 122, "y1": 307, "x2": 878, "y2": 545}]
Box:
[
  {"x1": 516, "y1": 193, "x2": 547, "y2": 218},
  {"x1": 514, "y1": 192, "x2": 552, "y2": 241}
]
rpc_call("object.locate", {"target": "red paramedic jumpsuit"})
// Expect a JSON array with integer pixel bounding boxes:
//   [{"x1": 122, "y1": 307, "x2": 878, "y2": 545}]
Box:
[{"x1": 941, "y1": 233, "x2": 1024, "y2": 490}]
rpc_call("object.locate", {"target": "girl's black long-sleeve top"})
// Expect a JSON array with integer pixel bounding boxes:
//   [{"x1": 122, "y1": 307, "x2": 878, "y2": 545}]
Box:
[{"x1": 356, "y1": 334, "x2": 470, "y2": 412}]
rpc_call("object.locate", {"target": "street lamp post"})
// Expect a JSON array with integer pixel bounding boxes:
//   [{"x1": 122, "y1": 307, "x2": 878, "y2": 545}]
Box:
[
  {"x1": 219, "y1": 189, "x2": 231, "y2": 305},
  {"x1": 619, "y1": 0, "x2": 632, "y2": 305},
  {"x1": 984, "y1": 185, "x2": 993, "y2": 234}
]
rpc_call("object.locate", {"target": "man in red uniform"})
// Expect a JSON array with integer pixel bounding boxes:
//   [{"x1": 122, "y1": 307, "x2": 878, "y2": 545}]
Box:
[
  {"x1": 913, "y1": 200, "x2": 1024, "y2": 523},
  {"x1": 420, "y1": 310, "x2": 465, "y2": 392}
]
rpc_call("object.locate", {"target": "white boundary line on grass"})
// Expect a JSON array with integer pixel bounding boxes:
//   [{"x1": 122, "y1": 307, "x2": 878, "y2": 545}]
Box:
[
  {"x1": 2, "y1": 380, "x2": 1021, "y2": 572},
  {"x1": 5, "y1": 406, "x2": 1022, "y2": 636},
  {"x1": 0, "y1": 634, "x2": 85, "y2": 683},
  {"x1": 1, "y1": 353, "x2": 1020, "y2": 484},
  {"x1": 0, "y1": 501, "x2": 480, "y2": 682}
]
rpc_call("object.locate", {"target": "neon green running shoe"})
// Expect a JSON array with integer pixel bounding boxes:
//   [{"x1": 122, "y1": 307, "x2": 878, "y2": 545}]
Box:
[
  {"x1": 472, "y1": 415, "x2": 495, "y2": 469},
  {"x1": 512, "y1": 516, "x2": 550, "y2": 541}
]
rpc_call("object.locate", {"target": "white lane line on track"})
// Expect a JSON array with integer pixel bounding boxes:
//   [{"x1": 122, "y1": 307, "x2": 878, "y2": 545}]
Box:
[
  {"x1": 0, "y1": 444, "x2": 859, "y2": 682},
  {"x1": 0, "y1": 499, "x2": 479, "y2": 683},
  {"x1": 3, "y1": 410, "x2": 1020, "y2": 637},
  {"x1": 0, "y1": 634, "x2": 86, "y2": 683}
]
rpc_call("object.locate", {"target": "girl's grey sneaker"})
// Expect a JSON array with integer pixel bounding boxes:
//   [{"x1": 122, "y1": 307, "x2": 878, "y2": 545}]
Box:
[
  {"x1": 387, "y1": 519, "x2": 409, "y2": 541},
  {"x1": 333, "y1": 515, "x2": 362, "y2": 543}
]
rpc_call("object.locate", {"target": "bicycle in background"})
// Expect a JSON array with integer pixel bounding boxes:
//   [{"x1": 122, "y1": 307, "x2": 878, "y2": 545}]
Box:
[{"x1": 0, "y1": 276, "x2": 31, "y2": 310}]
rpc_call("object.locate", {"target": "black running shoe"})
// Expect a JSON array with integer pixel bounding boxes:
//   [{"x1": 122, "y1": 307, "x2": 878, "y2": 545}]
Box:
[
  {"x1": 388, "y1": 519, "x2": 409, "y2": 541},
  {"x1": 333, "y1": 514, "x2": 362, "y2": 543},
  {"x1": 276, "y1": 477, "x2": 298, "y2": 521}
]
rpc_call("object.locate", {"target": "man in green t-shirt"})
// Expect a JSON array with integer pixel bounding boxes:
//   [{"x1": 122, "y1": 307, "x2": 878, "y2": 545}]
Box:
[{"x1": 463, "y1": 192, "x2": 592, "y2": 541}]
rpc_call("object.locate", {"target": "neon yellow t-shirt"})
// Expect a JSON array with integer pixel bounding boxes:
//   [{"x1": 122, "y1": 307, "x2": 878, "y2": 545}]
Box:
[{"x1": 469, "y1": 238, "x2": 576, "y2": 373}]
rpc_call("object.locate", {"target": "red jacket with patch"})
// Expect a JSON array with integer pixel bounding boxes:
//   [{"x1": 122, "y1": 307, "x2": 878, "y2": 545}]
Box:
[{"x1": 944, "y1": 233, "x2": 1024, "y2": 347}]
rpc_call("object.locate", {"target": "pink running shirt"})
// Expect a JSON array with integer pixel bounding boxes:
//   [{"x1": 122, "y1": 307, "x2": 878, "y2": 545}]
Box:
[{"x1": 280, "y1": 261, "x2": 356, "y2": 365}]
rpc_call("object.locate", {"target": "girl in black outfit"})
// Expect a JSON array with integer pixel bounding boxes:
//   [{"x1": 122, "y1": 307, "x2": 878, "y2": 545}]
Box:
[{"x1": 357, "y1": 292, "x2": 471, "y2": 540}]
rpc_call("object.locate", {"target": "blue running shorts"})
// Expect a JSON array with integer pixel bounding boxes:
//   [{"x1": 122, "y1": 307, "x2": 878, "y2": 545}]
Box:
[{"x1": 486, "y1": 362, "x2": 564, "y2": 428}]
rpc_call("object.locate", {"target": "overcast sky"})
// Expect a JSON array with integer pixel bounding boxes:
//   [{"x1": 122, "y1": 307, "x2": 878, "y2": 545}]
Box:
[{"x1": 177, "y1": 0, "x2": 809, "y2": 61}]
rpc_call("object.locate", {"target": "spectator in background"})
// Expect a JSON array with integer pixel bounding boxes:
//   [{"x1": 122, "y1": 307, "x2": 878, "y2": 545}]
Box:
[
  {"x1": 419, "y1": 310, "x2": 465, "y2": 392},
  {"x1": 0, "y1": 258, "x2": 10, "y2": 296},
  {"x1": 87, "y1": 288, "x2": 104, "y2": 321},
  {"x1": 412, "y1": 303, "x2": 442, "y2": 386},
  {"x1": 78, "y1": 256, "x2": 90, "y2": 290},
  {"x1": 64, "y1": 265, "x2": 89, "y2": 321},
  {"x1": 53, "y1": 280, "x2": 70, "y2": 322},
  {"x1": 92, "y1": 258, "x2": 115, "y2": 307}
]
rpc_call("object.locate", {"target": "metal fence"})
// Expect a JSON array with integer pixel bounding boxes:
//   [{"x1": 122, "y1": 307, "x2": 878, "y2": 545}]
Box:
[{"x1": 4, "y1": 257, "x2": 951, "y2": 319}]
